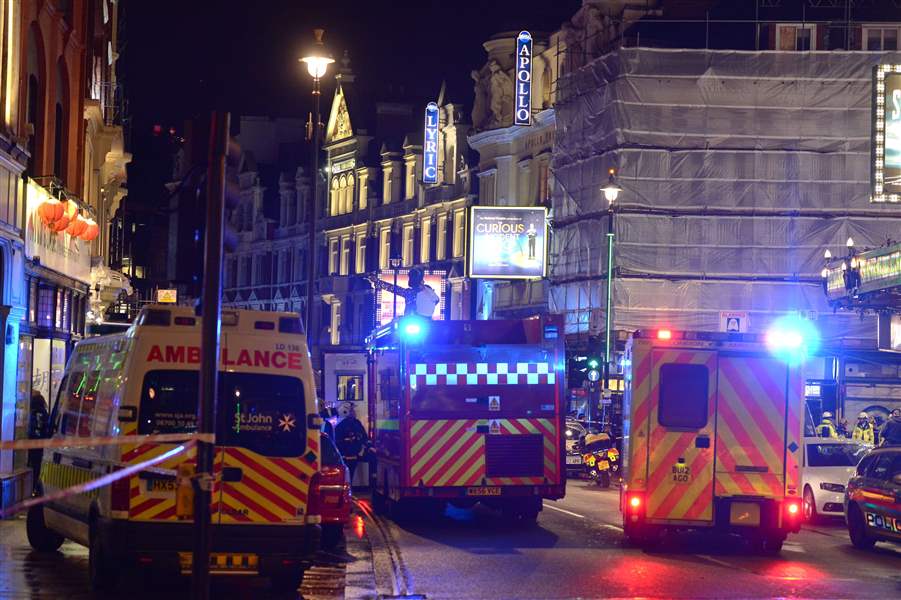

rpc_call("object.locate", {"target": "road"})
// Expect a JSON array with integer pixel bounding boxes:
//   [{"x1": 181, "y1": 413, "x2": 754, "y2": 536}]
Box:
[{"x1": 366, "y1": 480, "x2": 901, "y2": 599}]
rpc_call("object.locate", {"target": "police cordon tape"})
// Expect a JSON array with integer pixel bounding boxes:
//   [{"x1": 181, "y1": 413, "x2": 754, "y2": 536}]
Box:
[
  {"x1": 0, "y1": 431, "x2": 216, "y2": 451},
  {"x1": 0, "y1": 433, "x2": 216, "y2": 518}
]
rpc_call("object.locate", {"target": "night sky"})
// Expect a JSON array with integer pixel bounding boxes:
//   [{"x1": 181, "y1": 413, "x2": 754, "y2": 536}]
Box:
[{"x1": 121, "y1": 1, "x2": 581, "y2": 170}]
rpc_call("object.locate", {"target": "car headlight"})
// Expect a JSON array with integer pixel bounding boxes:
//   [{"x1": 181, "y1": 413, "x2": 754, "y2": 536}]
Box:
[{"x1": 819, "y1": 482, "x2": 845, "y2": 493}]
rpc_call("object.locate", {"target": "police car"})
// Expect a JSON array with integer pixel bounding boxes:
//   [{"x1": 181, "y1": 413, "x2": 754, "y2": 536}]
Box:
[{"x1": 844, "y1": 446, "x2": 901, "y2": 550}]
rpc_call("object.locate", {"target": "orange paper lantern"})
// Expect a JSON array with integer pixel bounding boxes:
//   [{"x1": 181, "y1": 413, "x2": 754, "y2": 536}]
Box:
[
  {"x1": 80, "y1": 219, "x2": 99, "y2": 242},
  {"x1": 51, "y1": 200, "x2": 78, "y2": 232},
  {"x1": 66, "y1": 214, "x2": 88, "y2": 237},
  {"x1": 38, "y1": 198, "x2": 63, "y2": 225}
]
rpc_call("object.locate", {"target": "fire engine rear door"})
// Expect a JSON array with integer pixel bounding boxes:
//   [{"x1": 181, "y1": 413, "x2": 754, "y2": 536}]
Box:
[{"x1": 646, "y1": 348, "x2": 717, "y2": 523}]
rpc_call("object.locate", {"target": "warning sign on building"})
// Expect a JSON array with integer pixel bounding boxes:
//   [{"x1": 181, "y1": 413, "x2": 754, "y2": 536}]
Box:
[
  {"x1": 489, "y1": 420, "x2": 501, "y2": 435},
  {"x1": 488, "y1": 396, "x2": 500, "y2": 411},
  {"x1": 719, "y1": 311, "x2": 749, "y2": 333}
]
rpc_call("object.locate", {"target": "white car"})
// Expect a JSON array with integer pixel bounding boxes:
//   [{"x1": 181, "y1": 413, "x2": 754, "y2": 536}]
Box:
[{"x1": 801, "y1": 436, "x2": 870, "y2": 522}]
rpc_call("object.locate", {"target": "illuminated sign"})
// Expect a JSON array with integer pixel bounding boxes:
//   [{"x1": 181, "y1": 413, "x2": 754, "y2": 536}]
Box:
[
  {"x1": 872, "y1": 64, "x2": 901, "y2": 202},
  {"x1": 515, "y1": 31, "x2": 533, "y2": 126},
  {"x1": 468, "y1": 206, "x2": 547, "y2": 279},
  {"x1": 423, "y1": 102, "x2": 439, "y2": 184},
  {"x1": 375, "y1": 269, "x2": 446, "y2": 326},
  {"x1": 24, "y1": 179, "x2": 91, "y2": 284},
  {"x1": 156, "y1": 289, "x2": 178, "y2": 304}
]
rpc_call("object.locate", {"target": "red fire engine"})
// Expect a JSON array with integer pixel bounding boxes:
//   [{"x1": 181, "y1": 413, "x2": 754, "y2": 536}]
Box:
[{"x1": 367, "y1": 315, "x2": 566, "y2": 522}]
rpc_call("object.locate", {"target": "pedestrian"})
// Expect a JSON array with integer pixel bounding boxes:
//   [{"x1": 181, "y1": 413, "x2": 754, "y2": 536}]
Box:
[
  {"x1": 880, "y1": 408, "x2": 901, "y2": 446},
  {"x1": 27, "y1": 391, "x2": 50, "y2": 492},
  {"x1": 319, "y1": 399, "x2": 335, "y2": 440},
  {"x1": 851, "y1": 412, "x2": 875, "y2": 445},
  {"x1": 334, "y1": 403, "x2": 368, "y2": 485},
  {"x1": 817, "y1": 411, "x2": 839, "y2": 439}
]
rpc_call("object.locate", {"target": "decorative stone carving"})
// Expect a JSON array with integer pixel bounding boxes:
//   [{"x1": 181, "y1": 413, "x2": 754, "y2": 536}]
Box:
[{"x1": 487, "y1": 61, "x2": 513, "y2": 128}]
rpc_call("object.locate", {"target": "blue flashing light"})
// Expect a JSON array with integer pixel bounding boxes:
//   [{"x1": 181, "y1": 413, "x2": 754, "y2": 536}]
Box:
[
  {"x1": 765, "y1": 315, "x2": 820, "y2": 364},
  {"x1": 398, "y1": 315, "x2": 428, "y2": 343}
]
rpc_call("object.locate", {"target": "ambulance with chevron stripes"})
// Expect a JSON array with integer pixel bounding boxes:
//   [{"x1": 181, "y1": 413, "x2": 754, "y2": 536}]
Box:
[
  {"x1": 367, "y1": 315, "x2": 566, "y2": 523},
  {"x1": 621, "y1": 324, "x2": 811, "y2": 553},
  {"x1": 26, "y1": 306, "x2": 321, "y2": 591}
]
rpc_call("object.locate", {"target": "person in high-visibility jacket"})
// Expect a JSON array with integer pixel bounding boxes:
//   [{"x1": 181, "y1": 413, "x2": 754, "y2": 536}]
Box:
[
  {"x1": 817, "y1": 411, "x2": 839, "y2": 438},
  {"x1": 851, "y1": 412, "x2": 875, "y2": 444}
]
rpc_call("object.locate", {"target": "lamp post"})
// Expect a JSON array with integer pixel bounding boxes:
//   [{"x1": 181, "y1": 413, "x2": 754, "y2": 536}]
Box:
[
  {"x1": 301, "y1": 29, "x2": 334, "y2": 337},
  {"x1": 599, "y1": 169, "x2": 622, "y2": 427}
]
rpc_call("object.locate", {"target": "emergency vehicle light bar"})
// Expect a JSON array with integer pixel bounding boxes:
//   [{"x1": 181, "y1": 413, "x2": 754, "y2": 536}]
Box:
[
  {"x1": 634, "y1": 329, "x2": 765, "y2": 343},
  {"x1": 135, "y1": 306, "x2": 304, "y2": 335}
]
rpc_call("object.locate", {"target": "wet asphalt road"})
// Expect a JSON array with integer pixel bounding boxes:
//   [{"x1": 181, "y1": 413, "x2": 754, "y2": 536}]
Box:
[{"x1": 371, "y1": 480, "x2": 901, "y2": 600}]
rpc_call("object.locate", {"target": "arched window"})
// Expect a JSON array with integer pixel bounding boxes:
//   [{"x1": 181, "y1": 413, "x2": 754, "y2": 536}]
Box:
[
  {"x1": 346, "y1": 177, "x2": 355, "y2": 214},
  {"x1": 25, "y1": 25, "x2": 45, "y2": 175},
  {"x1": 54, "y1": 59, "x2": 69, "y2": 182},
  {"x1": 339, "y1": 175, "x2": 348, "y2": 215},
  {"x1": 330, "y1": 176, "x2": 340, "y2": 216}
]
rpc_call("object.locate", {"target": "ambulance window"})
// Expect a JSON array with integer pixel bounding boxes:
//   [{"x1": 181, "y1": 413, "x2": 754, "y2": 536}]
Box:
[
  {"x1": 59, "y1": 372, "x2": 86, "y2": 437},
  {"x1": 139, "y1": 370, "x2": 199, "y2": 434},
  {"x1": 218, "y1": 373, "x2": 305, "y2": 457},
  {"x1": 658, "y1": 363, "x2": 708, "y2": 429}
]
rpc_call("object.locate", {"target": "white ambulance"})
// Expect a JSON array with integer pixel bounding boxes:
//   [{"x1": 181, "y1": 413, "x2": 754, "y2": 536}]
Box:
[{"x1": 26, "y1": 306, "x2": 322, "y2": 591}]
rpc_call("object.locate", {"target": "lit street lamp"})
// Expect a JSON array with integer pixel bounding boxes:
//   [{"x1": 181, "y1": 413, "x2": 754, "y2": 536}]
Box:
[
  {"x1": 599, "y1": 168, "x2": 621, "y2": 426},
  {"x1": 301, "y1": 28, "x2": 335, "y2": 337}
]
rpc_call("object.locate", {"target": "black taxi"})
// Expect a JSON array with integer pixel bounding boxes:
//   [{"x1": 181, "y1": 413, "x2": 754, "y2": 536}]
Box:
[{"x1": 844, "y1": 446, "x2": 901, "y2": 550}]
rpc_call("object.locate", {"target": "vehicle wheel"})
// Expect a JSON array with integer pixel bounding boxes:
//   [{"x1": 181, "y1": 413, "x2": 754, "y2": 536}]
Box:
[
  {"x1": 754, "y1": 534, "x2": 785, "y2": 555},
  {"x1": 803, "y1": 486, "x2": 819, "y2": 524},
  {"x1": 321, "y1": 523, "x2": 345, "y2": 553},
  {"x1": 26, "y1": 505, "x2": 64, "y2": 552},
  {"x1": 847, "y1": 504, "x2": 876, "y2": 550},
  {"x1": 597, "y1": 472, "x2": 611, "y2": 488},
  {"x1": 88, "y1": 519, "x2": 119, "y2": 591}
]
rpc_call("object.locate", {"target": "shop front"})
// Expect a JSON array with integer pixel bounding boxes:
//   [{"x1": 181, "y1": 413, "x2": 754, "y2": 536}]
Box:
[{"x1": 11, "y1": 180, "x2": 92, "y2": 471}]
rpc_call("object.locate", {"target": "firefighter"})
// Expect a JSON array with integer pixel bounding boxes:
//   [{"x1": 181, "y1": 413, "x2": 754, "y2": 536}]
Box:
[
  {"x1": 817, "y1": 411, "x2": 839, "y2": 438},
  {"x1": 335, "y1": 403, "x2": 369, "y2": 485},
  {"x1": 851, "y1": 412, "x2": 875, "y2": 444}
]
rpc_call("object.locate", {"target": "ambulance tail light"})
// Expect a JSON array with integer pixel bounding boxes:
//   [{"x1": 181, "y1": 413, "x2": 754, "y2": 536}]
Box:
[
  {"x1": 785, "y1": 499, "x2": 801, "y2": 519},
  {"x1": 626, "y1": 492, "x2": 644, "y2": 514}
]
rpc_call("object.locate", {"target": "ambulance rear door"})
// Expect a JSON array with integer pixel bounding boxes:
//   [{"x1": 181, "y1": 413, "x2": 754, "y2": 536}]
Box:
[
  {"x1": 646, "y1": 347, "x2": 717, "y2": 524},
  {"x1": 714, "y1": 353, "x2": 789, "y2": 500},
  {"x1": 215, "y1": 332, "x2": 316, "y2": 526}
]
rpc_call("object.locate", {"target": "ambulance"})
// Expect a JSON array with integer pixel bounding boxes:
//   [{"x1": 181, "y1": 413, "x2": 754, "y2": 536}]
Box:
[
  {"x1": 26, "y1": 306, "x2": 322, "y2": 590},
  {"x1": 621, "y1": 326, "x2": 807, "y2": 553}
]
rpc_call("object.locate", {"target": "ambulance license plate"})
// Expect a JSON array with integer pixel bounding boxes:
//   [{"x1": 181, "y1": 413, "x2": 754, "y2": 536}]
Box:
[
  {"x1": 178, "y1": 552, "x2": 259, "y2": 574},
  {"x1": 467, "y1": 486, "x2": 501, "y2": 496},
  {"x1": 566, "y1": 455, "x2": 582, "y2": 465},
  {"x1": 147, "y1": 479, "x2": 177, "y2": 493}
]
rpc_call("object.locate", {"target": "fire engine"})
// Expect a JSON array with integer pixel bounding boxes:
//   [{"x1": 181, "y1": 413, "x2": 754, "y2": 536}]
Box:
[
  {"x1": 367, "y1": 315, "x2": 566, "y2": 522},
  {"x1": 621, "y1": 321, "x2": 812, "y2": 553}
]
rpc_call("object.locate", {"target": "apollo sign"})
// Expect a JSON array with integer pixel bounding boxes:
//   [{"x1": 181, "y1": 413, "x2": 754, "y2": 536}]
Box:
[
  {"x1": 423, "y1": 102, "x2": 439, "y2": 184},
  {"x1": 515, "y1": 31, "x2": 533, "y2": 126}
]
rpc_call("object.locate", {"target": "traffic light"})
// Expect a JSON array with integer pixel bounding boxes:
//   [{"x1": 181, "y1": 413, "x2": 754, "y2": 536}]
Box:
[{"x1": 587, "y1": 358, "x2": 600, "y2": 370}]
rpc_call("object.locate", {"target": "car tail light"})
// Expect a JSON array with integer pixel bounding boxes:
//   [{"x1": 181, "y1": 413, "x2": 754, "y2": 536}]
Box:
[
  {"x1": 307, "y1": 472, "x2": 322, "y2": 517},
  {"x1": 111, "y1": 476, "x2": 130, "y2": 512}
]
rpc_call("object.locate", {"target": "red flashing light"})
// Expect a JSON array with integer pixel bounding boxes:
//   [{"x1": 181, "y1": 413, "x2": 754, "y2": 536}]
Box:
[{"x1": 657, "y1": 329, "x2": 672, "y2": 340}]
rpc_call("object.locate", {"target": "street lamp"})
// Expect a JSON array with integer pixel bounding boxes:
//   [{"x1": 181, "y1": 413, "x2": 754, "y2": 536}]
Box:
[
  {"x1": 599, "y1": 168, "x2": 621, "y2": 427},
  {"x1": 300, "y1": 29, "x2": 334, "y2": 337}
]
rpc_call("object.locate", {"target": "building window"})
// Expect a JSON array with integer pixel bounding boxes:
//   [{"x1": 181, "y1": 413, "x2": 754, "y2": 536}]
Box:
[
  {"x1": 777, "y1": 24, "x2": 815, "y2": 51},
  {"x1": 382, "y1": 167, "x2": 392, "y2": 205},
  {"x1": 241, "y1": 256, "x2": 252, "y2": 286},
  {"x1": 37, "y1": 285, "x2": 54, "y2": 328},
  {"x1": 28, "y1": 279, "x2": 37, "y2": 323},
  {"x1": 330, "y1": 301, "x2": 341, "y2": 346},
  {"x1": 358, "y1": 171, "x2": 368, "y2": 210},
  {"x1": 452, "y1": 209, "x2": 466, "y2": 258},
  {"x1": 436, "y1": 213, "x2": 448, "y2": 260},
  {"x1": 355, "y1": 233, "x2": 367, "y2": 274},
  {"x1": 402, "y1": 223, "x2": 414, "y2": 267},
  {"x1": 55, "y1": 287, "x2": 63, "y2": 329},
  {"x1": 379, "y1": 228, "x2": 391, "y2": 270},
  {"x1": 295, "y1": 248, "x2": 304, "y2": 280},
  {"x1": 329, "y1": 238, "x2": 339, "y2": 275},
  {"x1": 865, "y1": 27, "x2": 898, "y2": 51},
  {"x1": 480, "y1": 171, "x2": 497, "y2": 205},
  {"x1": 537, "y1": 159, "x2": 550, "y2": 204},
  {"x1": 420, "y1": 217, "x2": 431, "y2": 264},
  {"x1": 340, "y1": 237, "x2": 351, "y2": 276},
  {"x1": 405, "y1": 160, "x2": 416, "y2": 200},
  {"x1": 330, "y1": 177, "x2": 339, "y2": 216}
]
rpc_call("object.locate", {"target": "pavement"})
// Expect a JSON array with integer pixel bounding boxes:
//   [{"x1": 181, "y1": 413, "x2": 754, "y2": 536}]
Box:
[{"x1": 2, "y1": 482, "x2": 899, "y2": 599}]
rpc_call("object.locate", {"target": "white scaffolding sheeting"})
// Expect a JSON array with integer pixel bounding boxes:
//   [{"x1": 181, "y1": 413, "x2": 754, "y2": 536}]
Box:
[{"x1": 551, "y1": 48, "x2": 901, "y2": 340}]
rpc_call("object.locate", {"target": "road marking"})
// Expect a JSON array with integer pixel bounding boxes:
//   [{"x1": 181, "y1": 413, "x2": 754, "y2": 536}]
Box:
[
  {"x1": 783, "y1": 542, "x2": 805, "y2": 553},
  {"x1": 602, "y1": 523, "x2": 624, "y2": 532},
  {"x1": 699, "y1": 555, "x2": 735, "y2": 569},
  {"x1": 542, "y1": 503, "x2": 585, "y2": 519}
]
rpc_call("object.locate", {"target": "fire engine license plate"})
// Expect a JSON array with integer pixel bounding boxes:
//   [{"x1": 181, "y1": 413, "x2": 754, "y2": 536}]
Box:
[
  {"x1": 467, "y1": 486, "x2": 501, "y2": 496},
  {"x1": 566, "y1": 455, "x2": 582, "y2": 465},
  {"x1": 147, "y1": 479, "x2": 177, "y2": 493}
]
